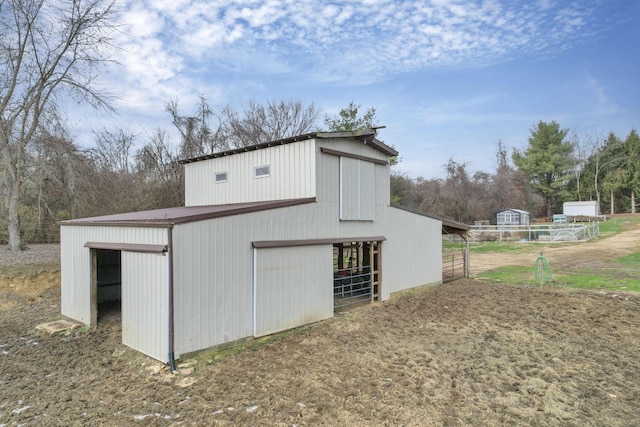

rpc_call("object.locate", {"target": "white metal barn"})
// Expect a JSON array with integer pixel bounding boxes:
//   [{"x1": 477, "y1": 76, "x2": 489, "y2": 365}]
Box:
[{"x1": 61, "y1": 129, "x2": 466, "y2": 364}]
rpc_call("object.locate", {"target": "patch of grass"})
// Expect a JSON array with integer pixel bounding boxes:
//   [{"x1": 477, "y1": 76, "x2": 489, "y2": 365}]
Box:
[
  {"x1": 443, "y1": 241, "x2": 467, "y2": 252},
  {"x1": 479, "y1": 265, "x2": 640, "y2": 291},
  {"x1": 598, "y1": 215, "x2": 640, "y2": 235},
  {"x1": 477, "y1": 265, "x2": 534, "y2": 284},
  {"x1": 470, "y1": 242, "x2": 533, "y2": 254},
  {"x1": 617, "y1": 251, "x2": 640, "y2": 265},
  {"x1": 554, "y1": 273, "x2": 640, "y2": 291}
]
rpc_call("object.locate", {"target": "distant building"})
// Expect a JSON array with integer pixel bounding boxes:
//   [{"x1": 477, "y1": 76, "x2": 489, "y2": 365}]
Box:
[
  {"x1": 496, "y1": 209, "x2": 530, "y2": 226},
  {"x1": 563, "y1": 201, "x2": 599, "y2": 217}
]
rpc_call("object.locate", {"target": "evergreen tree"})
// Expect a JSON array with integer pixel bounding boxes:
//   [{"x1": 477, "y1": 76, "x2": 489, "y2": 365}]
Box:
[{"x1": 512, "y1": 121, "x2": 574, "y2": 217}]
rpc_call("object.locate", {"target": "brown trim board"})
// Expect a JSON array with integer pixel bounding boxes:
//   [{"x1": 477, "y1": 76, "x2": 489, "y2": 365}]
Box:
[
  {"x1": 253, "y1": 236, "x2": 386, "y2": 249},
  {"x1": 320, "y1": 147, "x2": 388, "y2": 165},
  {"x1": 84, "y1": 242, "x2": 168, "y2": 253}
]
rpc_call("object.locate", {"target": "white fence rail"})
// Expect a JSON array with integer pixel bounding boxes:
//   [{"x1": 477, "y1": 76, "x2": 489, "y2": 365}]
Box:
[{"x1": 469, "y1": 223, "x2": 600, "y2": 243}]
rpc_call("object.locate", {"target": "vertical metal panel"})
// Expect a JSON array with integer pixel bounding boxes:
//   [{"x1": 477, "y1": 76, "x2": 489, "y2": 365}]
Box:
[
  {"x1": 340, "y1": 157, "x2": 360, "y2": 220},
  {"x1": 338, "y1": 156, "x2": 377, "y2": 221},
  {"x1": 121, "y1": 251, "x2": 169, "y2": 362},
  {"x1": 60, "y1": 225, "x2": 167, "y2": 325},
  {"x1": 254, "y1": 245, "x2": 333, "y2": 337},
  {"x1": 184, "y1": 139, "x2": 316, "y2": 206},
  {"x1": 359, "y1": 160, "x2": 376, "y2": 220},
  {"x1": 381, "y1": 207, "x2": 443, "y2": 300}
]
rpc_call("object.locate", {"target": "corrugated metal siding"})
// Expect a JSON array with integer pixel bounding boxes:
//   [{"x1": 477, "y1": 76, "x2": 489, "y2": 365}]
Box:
[
  {"x1": 184, "y1": 139, "x2": 316, "y2": 206},
  {"x1": 121, "y1": 251, "x2": 168, "y2": 362},
  {"x1": 60, "y1": 225, "x2": 167, "y2": 325},
  {"x1": 359, "y1": 161, "x2": 376, "y2": 220},
  {"x1": 340, "y1": 157, "x2": 360, "y2": 220},
  {"x1": 254, "y1": 245, "x2": 333, "y2": 337},
  {"x1": 381, "y1": 207, "x2": 442, "y2": 299},
  {"x1": 318, "y1": 141, "x2": 389, "y2": 211},
  {"x1": 339, "y1": 156, "x2": 376, "y2": 221},
  {"x1": 171, "y1": 199, "x2": 442, "y2": 355},
  {"x1": 171, "y1": 200, "x2": 386, "y2": 356}
]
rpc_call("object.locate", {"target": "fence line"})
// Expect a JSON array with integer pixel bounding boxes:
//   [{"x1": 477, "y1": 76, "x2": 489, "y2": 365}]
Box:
[{"x1": 468, "y1": 223, "x2": 600, "y2": 243}]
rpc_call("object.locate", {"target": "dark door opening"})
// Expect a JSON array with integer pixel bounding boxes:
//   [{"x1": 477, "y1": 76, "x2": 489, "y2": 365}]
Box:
[
  {"x1": 92, "y1": 249, "x2": 122, "y2": 324},
  {"x1": 333, "y1": 241, "x2": 381, "y2": 310}
]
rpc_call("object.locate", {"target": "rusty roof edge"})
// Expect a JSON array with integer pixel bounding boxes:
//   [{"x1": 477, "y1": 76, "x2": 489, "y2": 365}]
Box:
[
  {"x1": 390, "y1": 204, "x2": 470, "y2": 231},
  {"x1": 178, "y1": 128, "x2": 387, "y2": 164},
  {"x1": 60, "y1": 198, "x2": 317, "y2": 227}
]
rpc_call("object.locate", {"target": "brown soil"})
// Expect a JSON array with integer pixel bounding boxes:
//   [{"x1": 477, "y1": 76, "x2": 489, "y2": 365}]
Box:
[{"x1": 2, "y1": 227, "x2": 640, "y2": 426}]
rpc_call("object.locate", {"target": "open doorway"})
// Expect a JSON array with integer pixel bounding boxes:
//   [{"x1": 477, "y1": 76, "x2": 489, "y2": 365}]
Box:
[
  {"x1": 332, "y1": 240, "x2": 381, "y2": 310},
  {"x1": 91, "y1": 249, "x2": 122, "y2": 325}
]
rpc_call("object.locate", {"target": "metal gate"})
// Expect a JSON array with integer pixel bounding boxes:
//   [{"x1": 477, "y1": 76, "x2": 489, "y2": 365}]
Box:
[
  {"x1": 333, "y1": 266, "x2": 372, "y2": 309},
  {"x1": 443, "y1": 252, "x2": 466, "y2": 282}
]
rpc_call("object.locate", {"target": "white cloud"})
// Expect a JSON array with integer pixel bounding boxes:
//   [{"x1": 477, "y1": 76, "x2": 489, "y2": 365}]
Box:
[{"x1": 101, "y1": 0, "x2": 606, "y2": 120}]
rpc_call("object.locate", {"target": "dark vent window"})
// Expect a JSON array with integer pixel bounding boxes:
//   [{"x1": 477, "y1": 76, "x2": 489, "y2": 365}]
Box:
[
  {"x1": 215, "y1": 172, "x2": 228, "y2": 183},
  {"x1": 254, "y1": 165, "x2": 270, "y2": 178}
]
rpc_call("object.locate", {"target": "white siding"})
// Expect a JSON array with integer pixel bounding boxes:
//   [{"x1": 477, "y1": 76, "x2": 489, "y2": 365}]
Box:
[
  {"x1": 318, "y1": 141, "x2": 389, "y2": 211},
  {"x1": 60, "y1": 225, "x2": 167, "y2": 325},
  {"x1": 171, "y1": 199, "x2": 386, "y2": 356},
  {"x1": 563, "y1": 201, "x2": 599, "y2": 216},
  {"x1": 254, "y1": 245, "x2": 333, "y2": 337},
  {"x1": 359, "y1": 161, "x2": 376, "y2": 220},
  {"x1": 339, "y1": 157, "x2": 376, "y2": 221},
  {"x1": 170, "y1": 199, "x2": 442, "y2": 356},
  {"x1": 122, "y1": 251, "x2": 169, "y2": 362},
  {"x1": 381, "y1": 207, "x2": 443, "y2": 299},
  {"x1": 184, "y1": 139, "x2": 316, "y2": 206},
  {"x1": 339, "y1": 157, "x2": 360, "y2": 220}
]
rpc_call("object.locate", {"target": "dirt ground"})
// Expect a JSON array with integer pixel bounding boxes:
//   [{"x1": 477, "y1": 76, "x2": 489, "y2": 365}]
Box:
[{"x1": 2, "y1": 228, "x2": 640, "y2": 426}]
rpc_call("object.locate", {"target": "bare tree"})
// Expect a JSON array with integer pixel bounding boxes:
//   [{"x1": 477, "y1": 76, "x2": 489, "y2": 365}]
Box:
[
  {"x1": 91, "y1": 128, "x2": 135, "y2": 174},
  {"x1": 0, "y1": 0, "x2": 116, "y2": 250},
  {"x1": 21, "y1": 114, "x2": 91, "y2": 241},
  {"x1": 168, "y1": 97, "x2": 320, "y2": 156},
  {"x1": 135, "y1": 129, "x2": 183, "y2": 207},
  {"x1": 167, "y1": 95, "x2": 232, "y2": 158},
  {"x1": 228, "y1": 100, "x2": 319, "y2": 147}
]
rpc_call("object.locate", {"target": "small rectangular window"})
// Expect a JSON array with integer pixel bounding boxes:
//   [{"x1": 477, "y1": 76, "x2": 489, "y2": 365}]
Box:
[
  {"x1": 254, "y1": 165, "x2": 270, "y2": 178},
  {"x1": 215, "y1": 172, "x2": 228, "y2": 183}
]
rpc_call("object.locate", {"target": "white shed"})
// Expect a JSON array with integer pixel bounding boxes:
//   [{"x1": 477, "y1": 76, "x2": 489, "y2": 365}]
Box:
[
  {"x1": 61, "y1": 129, "x2": 468, "y2": 364},
  {"x1": 563, "y1": 201, "x2": 599, "y2": 217}
]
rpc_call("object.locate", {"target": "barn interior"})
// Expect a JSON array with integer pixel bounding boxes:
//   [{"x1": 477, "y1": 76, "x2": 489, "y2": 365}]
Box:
[
  {"x1": 94, "y1": 249, "x2": 122, "y2": 321},
  {"x1": 333, "y1": 241, "x2": 381, "y2": 310}
]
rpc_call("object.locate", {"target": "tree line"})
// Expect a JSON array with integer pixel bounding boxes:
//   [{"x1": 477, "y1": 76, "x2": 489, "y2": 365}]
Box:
[
  {"x1": 2, "y1": 1, "x2": 638, "y2": 249},
  {"x1": 391, "y1": 121, "x2": 640, "y2": 224}
]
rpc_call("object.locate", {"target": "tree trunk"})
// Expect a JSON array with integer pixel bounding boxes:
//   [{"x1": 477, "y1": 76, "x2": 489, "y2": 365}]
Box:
[
  {"x1": 6, "y1": 178, "x2": 23, "y2": 250},
  {"x1": 610, "y1": 190, "x2": 615, "y2": 215},
  {"x1": 632, "y1": 191, "x2": 636, "y2": 214}
]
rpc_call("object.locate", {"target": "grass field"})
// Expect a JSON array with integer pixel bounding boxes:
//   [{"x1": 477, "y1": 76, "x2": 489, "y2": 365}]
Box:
[{"x1": 474, "y1": 216, "x2": 640, "y2": 291}]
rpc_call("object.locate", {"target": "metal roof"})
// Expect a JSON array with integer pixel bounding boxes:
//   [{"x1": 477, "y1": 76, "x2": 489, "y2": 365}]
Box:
[
  {"x1": 499, "y1": 208, "x2": 530, "y2": 215},
  {"x1": 178, "y1": 128, "x2": 399, "y2": 165},
  {"x1": 61, "y1": 198, "x2": 316, "y2": 227},
  {"x1": 390, "y1": 205, "x2": 470, "y2": 234}
]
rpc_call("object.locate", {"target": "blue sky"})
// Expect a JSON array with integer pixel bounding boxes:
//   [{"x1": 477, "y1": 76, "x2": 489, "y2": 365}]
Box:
[{"x1": 83, "y1": 0, "x2": 640, "y2": 179}]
